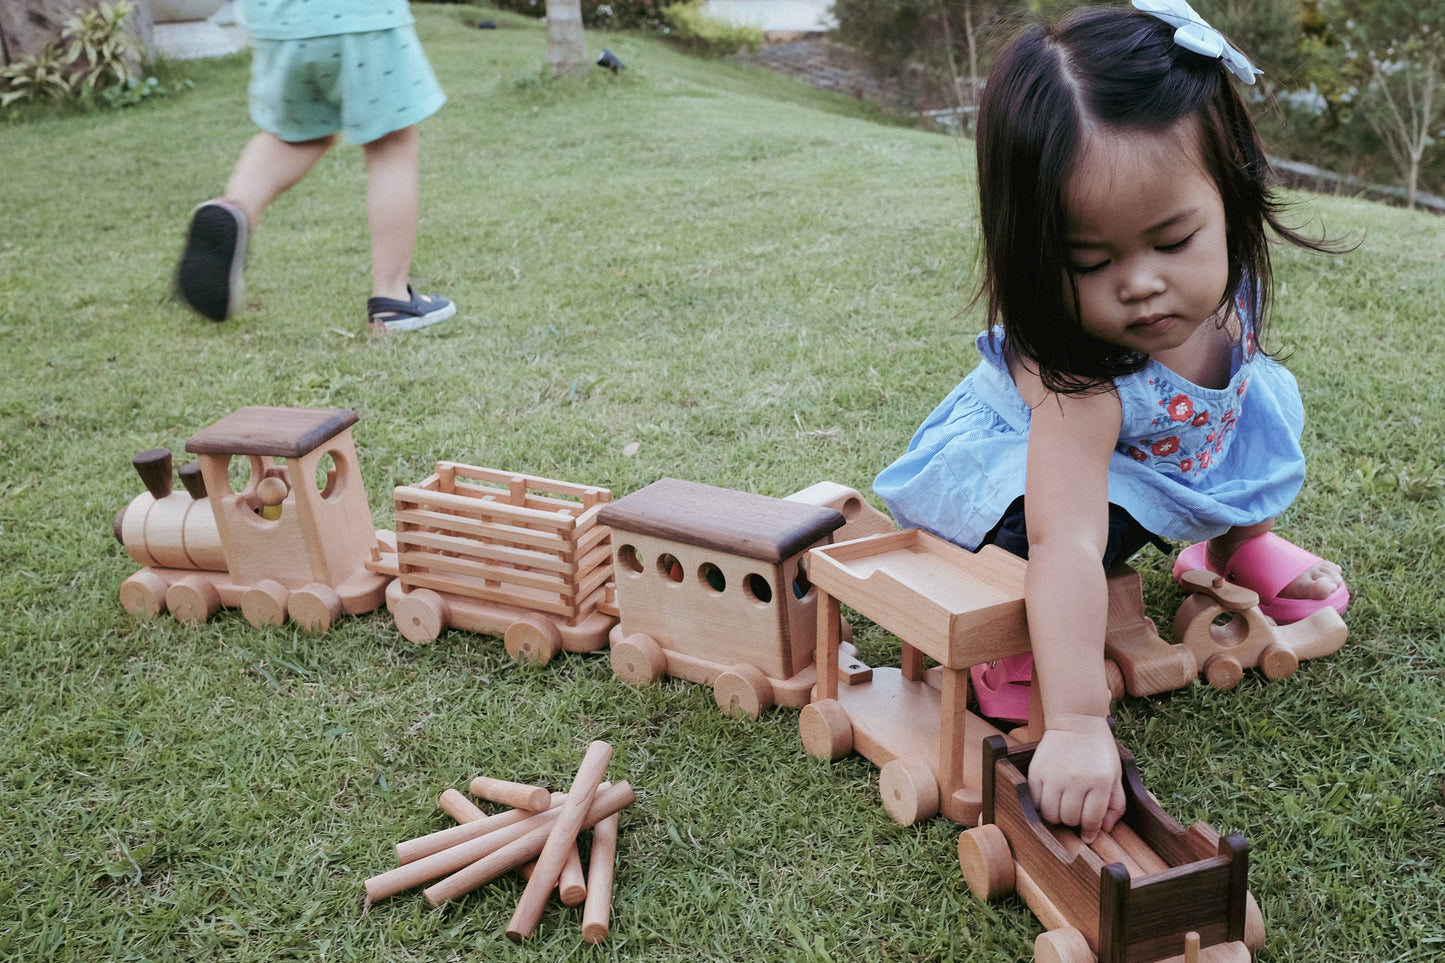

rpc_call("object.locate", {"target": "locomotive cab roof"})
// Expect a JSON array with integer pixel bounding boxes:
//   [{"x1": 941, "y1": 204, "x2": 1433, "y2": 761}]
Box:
[{"x1": 185, "y1": 406, "x2": 359, "y2": 458}]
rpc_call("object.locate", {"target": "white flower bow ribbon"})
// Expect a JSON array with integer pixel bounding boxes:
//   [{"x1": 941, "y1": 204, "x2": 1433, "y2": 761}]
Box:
[{"x1": 1132, "y1": 0, "x2": 1261, "y2": 85}]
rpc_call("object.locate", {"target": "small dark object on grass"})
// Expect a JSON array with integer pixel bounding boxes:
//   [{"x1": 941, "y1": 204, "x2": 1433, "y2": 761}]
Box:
[
  {"x1": 597, "y1": 48, "x2": 625, "y2": 73},
  {"x1": 476, "y1": 19, "x2": 497, "y2": 29}
]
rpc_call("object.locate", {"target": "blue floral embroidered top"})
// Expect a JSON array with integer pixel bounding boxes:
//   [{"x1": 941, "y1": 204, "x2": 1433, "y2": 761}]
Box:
[{"x1": 874, "y1": 290, "x2": 1306, "y2": 548}]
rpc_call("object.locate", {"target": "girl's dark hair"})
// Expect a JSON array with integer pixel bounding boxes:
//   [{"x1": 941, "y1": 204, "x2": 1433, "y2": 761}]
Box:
[{"x1": 974, "y1": 6, "x2": 1336, "y2": 394}]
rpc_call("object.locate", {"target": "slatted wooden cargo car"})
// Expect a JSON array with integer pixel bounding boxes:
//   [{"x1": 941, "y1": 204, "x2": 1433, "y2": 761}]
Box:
[{"x1": 383, "y1": 463, "x2": 617, "y2": 663}]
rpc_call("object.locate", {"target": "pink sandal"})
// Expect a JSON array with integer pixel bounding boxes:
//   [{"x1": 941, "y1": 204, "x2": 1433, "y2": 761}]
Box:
[
  {"x1": 1172, "y1": 532, "x2": 1348, "y2": 624},
  {"x1": 970, "y1": 652, "x2": 1033, "y2": 724}
]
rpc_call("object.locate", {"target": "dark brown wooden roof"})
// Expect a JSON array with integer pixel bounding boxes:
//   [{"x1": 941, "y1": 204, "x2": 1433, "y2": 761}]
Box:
[
  {"x1": 185, "y1": 407, "x2": 359, "y2": 458},
  {"x1": 598, "y1": 477, "x2": 845, "y2": 563}
]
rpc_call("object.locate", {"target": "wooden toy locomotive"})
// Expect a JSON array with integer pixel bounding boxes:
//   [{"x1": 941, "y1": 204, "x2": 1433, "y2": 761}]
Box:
[{"x1": 114, "y1": 406, "x2": 394, "y2": 632}]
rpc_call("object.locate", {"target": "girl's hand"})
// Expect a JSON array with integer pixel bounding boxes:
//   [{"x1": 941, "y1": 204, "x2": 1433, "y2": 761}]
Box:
[{"x1": 1027, "y1": 714, "x2": 1126, "y2": 844}]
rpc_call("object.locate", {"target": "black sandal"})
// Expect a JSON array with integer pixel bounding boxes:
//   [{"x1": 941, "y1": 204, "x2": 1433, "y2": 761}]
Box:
[{"x1": 366, "y1": 286, "x2": 456, "y2": 332}]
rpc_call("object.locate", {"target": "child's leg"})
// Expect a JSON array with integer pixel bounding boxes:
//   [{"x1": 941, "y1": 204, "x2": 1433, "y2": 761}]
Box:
[
  {"x1": 223, "y1": 131, "x2": 335, "y2": 229},
  {"x1": 1206, "y1": 521, "x2": 1344, "y2": 601},
  {"x1": 361, "y1": 125, "x2": 420, "y2": 302}
]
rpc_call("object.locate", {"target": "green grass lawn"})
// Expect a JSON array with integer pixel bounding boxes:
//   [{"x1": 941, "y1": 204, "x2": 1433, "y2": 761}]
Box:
[{"x1": 1, "y1": 5, "x2": 1442, "y2": 961}]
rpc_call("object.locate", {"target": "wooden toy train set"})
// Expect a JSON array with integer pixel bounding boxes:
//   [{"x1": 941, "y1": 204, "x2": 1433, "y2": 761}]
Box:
[{"x1": 114, "y1": 407, "x2": 1349, "y2": 959}]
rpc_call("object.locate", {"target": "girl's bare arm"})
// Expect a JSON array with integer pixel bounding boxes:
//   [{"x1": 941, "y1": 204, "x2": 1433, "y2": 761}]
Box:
[{"x1": 1014, "y1": 362, "x2": 1128, "y2": 843}]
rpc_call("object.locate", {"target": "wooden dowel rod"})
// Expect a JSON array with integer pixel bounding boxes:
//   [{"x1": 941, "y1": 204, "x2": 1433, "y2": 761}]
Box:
[
  {"x1": 1184, "y1": 930, "x2": 1201, "y2": 963},
  {"x1": 395, "y1": 792, "x2": 564, "y2": 865},
  {"x1": 470, "y1": 775, "x2": 553, "y2": 812},
  {"x1": 425, "y1": 779, "x2": 634, "y2": 908},
  {"x1": 581, "y1": 812, "x2": 619, "y2": 944},
  {"x1": 1110, "y1": 822, "x2": 1170, "y2": 874},
  {"x1": 506, "y1": 740, "x2": 614, "y2": 941},
  {"x1": 1088, "y1": 831, "x2": 1145, "y2": 877},
  {"x1": 558, "y1": 845, "x2": 587, "y2": 906},
  {"x1": 368, "y1": 808, "x2": 560, "y2": 903},
  {"x1": 439, "y1": 788, "x2": 486, "y2": 824},
  {"x1": 1047, "y1": 824, "x2": 1088, "y2": 860},
  {"x1": 424, "y1": 821, "x2": 556, "y2": 909}
]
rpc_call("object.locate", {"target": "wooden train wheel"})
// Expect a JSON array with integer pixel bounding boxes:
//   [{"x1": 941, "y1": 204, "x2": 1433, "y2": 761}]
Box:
[
  {"x1": 610, "y1": 633, "x2": 666, "y2": 684},
  {"x1": 505, "y1": 615, "x2": 564, "y2": 665},
  {"x1": 393, "y1": 589, "x2": 447, "y2": 643},
  {"x1": 880, "y1": 757, "x2": 939, "y2": 826},
  {"x1": 289, "y1": 583, "x2": 342, "y2": 634},
  {"x1": 714, "y1": 663, "x2": 774, "y2": 720},
  {"x1": 119, "y1": 571, "x2": 169, "y2": 619},
  {"x1": 958, "y1": 824, "x2": 1015, "y2": 901},
  {"x1": 166, "y1": 575, "x2": 219, "y2": 624},
  {"x1": 1244, "y1": 891, "x2": 1266, "y2": 950},
  {"x1": 1034, "y1": 926, "x2": 1094, "y2": 963},
  {"x1": 241, "y1": 579, "x2": 290, "y2": 628},
  {"x1": 799, "y1": 699, "x2": 852, "y2": 760}
]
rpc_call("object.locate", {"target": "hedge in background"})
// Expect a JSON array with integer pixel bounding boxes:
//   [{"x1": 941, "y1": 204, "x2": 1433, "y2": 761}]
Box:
[{"x1": 487, "y1": 0, "x2": 681, "y2": 30}]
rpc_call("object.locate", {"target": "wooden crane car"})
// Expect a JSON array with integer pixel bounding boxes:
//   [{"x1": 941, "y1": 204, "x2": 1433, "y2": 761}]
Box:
[{"x1": 1104, "y1": 565, "x2": 1348, "y2": 697}]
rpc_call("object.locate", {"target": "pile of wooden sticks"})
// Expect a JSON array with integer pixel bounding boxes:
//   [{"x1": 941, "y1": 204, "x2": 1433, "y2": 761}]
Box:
[{"x1": 364, "y1": 740, "x2": 633, "y2": 943}]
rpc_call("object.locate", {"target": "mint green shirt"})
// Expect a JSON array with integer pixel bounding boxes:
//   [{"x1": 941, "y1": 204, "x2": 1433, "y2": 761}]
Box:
[{"x1": 239, "y1": 0, "x2": 414, "y2": 41}]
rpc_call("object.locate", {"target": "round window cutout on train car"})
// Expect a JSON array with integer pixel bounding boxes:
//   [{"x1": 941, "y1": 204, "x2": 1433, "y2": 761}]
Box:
[
  {"x1": 657, "y1": 553, "x2": 685, "y2": 583},
  {"x1": 315, "y1": 449, "x2": 342, "y2": 500},
  {"x1": 617, "y1": 544, "x2": 644, "y2": 575},
  {"x1": 743, "y1": 572, "x2": 773, "y2": 604},
  {"x1": 699, "y1": 562, "x2": 726, "y2": 594},
  {"x1": 792, "y1": 557, "x2": 813, "y2": 600}
]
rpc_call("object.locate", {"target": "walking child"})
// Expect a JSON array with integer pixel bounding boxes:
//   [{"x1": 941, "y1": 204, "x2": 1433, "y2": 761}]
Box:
[
  {"x1": 875, "y1": 0, "x2": 1350, "y2": 843},
  {"x1": 176, "y1": 0, "x2": 455, "y2": 332}
]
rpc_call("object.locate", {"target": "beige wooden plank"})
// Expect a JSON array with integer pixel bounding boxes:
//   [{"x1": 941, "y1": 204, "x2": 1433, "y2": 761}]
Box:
[
  {"x1": 399, "y1": 571, "x2": 574, "y2": 618},
  {"x1": 395, "y1": 529, "x2": 573, "y2": 575},
  {"x1": 397, "y1": 553, "x2": 575, "y2": 596}
]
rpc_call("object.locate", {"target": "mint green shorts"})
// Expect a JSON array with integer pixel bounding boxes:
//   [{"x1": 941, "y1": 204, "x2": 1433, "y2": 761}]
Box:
[{"x1": 248, "y1": 26, "x2": 446, "y2": 145}]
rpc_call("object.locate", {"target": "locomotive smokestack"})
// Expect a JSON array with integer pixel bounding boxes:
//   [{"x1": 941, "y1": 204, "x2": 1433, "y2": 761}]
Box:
[
  {"x1": 179, "y1": 461, "x2": 207, "y2": 499},
  {"x1": 132, "y1": 448, "x2": 174, "y2": 499}
]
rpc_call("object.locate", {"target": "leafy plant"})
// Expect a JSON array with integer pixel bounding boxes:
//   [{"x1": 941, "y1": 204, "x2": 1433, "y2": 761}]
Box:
[
  {"x1": 488, "y1": 0, "x2": 680, "y2": 31},
  {"x1": 61, "y1": 0, "x2": 141, "y2": 101},
  {"x1": 1, "y1": 0, "x2": 149, "y2": 112},
  {"x1": 0, "y1": 44, "x2": 76, "y2": 107},
  {"x1": 660, "y1": 0, "x2": 765, "y2": 57}
]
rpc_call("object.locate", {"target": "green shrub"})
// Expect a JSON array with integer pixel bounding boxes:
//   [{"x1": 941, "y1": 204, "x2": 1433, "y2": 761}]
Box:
[
  {"x1": 0, "y1": 0, "x2": 166, "y2": 112},
  {"x1": 660, "y1": 0, "x2": 764, "y2": 57},
  {"x1": 0, "y1": 44, "x2": 75, "y2": 107},
  {"x1": 487, "y1": 0, "x2": 681, "y2": 30}
]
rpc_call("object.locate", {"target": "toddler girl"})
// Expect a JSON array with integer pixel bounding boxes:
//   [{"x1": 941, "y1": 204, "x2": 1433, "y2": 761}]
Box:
[{"x1": 875, "y1": 1, "x2": 1349, "y2": 843}]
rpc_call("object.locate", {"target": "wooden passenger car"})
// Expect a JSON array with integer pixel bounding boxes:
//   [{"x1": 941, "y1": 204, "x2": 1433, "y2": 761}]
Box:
[
  {"x1": 598, "y1": 477, "x2": 862, "y2": 719},
  {"x1": 959, "y1": 736, "x2": 1264, "y2": 963},
  {"x1": 382, "y1": 462, "x2": 617, "y2": 663}
]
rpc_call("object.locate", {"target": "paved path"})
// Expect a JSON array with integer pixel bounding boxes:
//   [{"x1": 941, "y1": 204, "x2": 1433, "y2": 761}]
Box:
[{"x1": 703, "y1": 0, "x2": 836, "y2": 33}]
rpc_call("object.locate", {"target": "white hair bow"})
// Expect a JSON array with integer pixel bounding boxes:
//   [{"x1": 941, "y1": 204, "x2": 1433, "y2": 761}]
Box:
[{"x1": 1132, "y1": 0, "x2": 1261, "y2": 85}]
